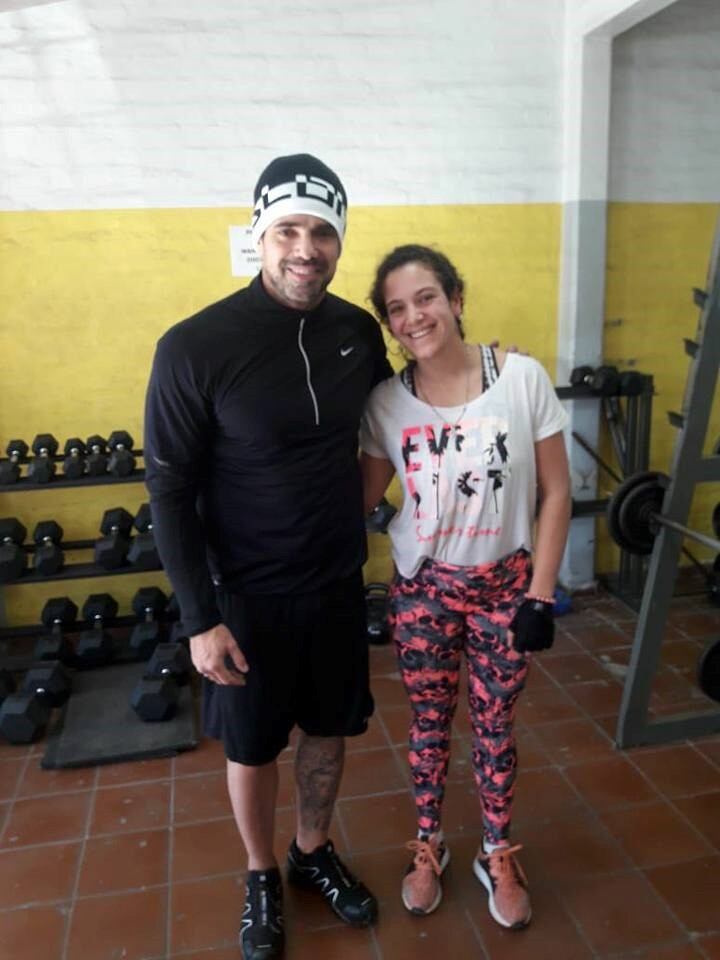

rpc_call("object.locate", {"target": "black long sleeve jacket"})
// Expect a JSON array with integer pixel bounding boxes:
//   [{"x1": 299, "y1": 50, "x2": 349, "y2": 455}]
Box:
[{"x1": 144, "y1": 274, "x2": 392, "y2": 636}]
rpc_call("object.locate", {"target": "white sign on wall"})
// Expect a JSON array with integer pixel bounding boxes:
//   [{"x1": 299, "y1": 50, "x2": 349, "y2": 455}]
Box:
[{"x1": 229, "y1": 225, "x2": 261, "y2": 277}]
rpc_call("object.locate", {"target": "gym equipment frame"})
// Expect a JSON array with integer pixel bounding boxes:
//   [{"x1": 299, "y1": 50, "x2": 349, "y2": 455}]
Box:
[{"x1": 616, "y1": 219, "x2": 720, "y2": 748}]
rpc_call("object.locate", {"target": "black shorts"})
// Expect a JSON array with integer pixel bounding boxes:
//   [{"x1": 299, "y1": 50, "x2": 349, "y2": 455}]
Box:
[{"x1": 202, "y1": 570, "x2": 374, "y2": 765}]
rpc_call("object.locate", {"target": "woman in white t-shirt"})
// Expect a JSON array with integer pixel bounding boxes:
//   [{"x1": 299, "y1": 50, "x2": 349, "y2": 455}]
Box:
[{"x1": 360, "y1": 245, "x2": 571, "y2": 930}]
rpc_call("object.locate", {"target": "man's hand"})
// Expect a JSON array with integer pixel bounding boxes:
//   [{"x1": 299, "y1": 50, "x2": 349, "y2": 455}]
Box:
[{"x1": 190, "y1": 623, "x2": 248, "y2": 685}]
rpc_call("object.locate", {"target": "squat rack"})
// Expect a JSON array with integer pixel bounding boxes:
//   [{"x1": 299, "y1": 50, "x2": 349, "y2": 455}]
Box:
[{"x1": 616, "y1": 217, "x2": 720, "y2": 748}]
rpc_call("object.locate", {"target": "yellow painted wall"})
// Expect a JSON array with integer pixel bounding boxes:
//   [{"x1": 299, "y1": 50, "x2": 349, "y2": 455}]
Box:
[
  {"x1": 597, "y1": 202, "x2": 720, "y2": 573},
  {"x1": 2, "y1": 201, "x2": 716, "y2": 625},
  {"x1": 0, "y1": 204, "x2": 561, "y2": 625}
]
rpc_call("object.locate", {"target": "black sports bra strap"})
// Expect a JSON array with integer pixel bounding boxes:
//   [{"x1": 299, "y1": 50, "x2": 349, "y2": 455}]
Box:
[{"x1": 481, "y1": 343, "x2": 499, "y2": 388}]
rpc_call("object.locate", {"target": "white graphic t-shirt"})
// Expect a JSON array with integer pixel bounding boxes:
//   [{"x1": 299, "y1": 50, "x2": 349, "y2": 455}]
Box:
[{"x1": 360, "y1": 350, "x2": 568, "y2": 579}]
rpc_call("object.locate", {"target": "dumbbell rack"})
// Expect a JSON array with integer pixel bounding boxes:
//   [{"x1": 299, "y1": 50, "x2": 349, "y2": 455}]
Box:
[
  {"x1": 0, "y1": 447, "x2": 160, "y2": 640},
  {"x1": 557, "y1": 378, "x2": 655, "y2": 607},
  {"x1": 616, "y1": 219, "x2": 720, "y2": 748},
  {"x1": 0, "y1": 448, "x2": 145, "y2": 493}
]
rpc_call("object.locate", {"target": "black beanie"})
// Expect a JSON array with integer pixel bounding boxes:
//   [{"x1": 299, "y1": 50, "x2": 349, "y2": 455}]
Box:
[{"x1": 251, "y1": 153, "x2": 347, "y2": 246}]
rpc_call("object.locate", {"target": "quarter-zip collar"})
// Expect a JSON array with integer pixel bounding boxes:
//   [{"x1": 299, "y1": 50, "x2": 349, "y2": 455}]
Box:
[{"x1": 246, "y1": 274, "x2": 323, "y2": 426}]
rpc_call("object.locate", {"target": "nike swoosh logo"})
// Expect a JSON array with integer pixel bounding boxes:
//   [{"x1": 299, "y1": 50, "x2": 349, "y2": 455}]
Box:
[{"x1": 340, "y1": 346, "x2": 354, "y2": 357}]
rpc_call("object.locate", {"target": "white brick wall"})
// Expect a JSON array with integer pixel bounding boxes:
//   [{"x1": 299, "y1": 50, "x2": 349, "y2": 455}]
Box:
[
  {"x1": 0, "y1": 0, "x2": 564, "y2": 209},
  {"x1": 2, "y1": 0, "x2": 717, "y2": 210},
  {"x1": 609, "y1": 0, "x2": 720, "y2": 201}
]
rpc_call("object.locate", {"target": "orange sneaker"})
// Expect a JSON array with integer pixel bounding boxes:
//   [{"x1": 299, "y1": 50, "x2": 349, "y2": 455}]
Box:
[
  {"x1": 473, "y1": 843, "x2": 531, "y2": 930},
  {"x1": 401, "y1": 835, "x2": 450, "y2": 915}
]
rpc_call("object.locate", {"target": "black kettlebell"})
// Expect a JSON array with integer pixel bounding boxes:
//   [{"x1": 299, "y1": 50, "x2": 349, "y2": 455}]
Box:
[{"x1": 365, "y1": 582, "x2": 390, "y2": 645}]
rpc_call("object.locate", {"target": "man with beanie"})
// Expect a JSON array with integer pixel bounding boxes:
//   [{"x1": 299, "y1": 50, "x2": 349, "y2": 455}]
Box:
[{"x1": 144, "y1": 154, "x2": 390, "y2": 959}]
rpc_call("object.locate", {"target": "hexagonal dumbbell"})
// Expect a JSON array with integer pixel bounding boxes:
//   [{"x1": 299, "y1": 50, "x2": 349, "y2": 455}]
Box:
[
  {"x1": 32, "y1": 520, "x2": 65, "y2": 576},
  {"x1": 35, "y1": 597, "x2": 78, "y2": 663},
  {"x1": 127, "y1": 503, "x2": 160, "y2": 570},
  {"x1": 94, "y1": 507, "x2": 133, "y2": 570},
  {"x1": 76, "y1": 593, "x2": 118, "y2": 668},
  {"x1": 569, "y1": 365, "x2": 620, "y2": 396},
  {"x1": 62, "y1": 437, "x2": 86, "y2": 480},
  {"x1": 129, "y1": 586, "x2": 168, "y2": 660},
  {"x1": 0, "y1": 691, "x2": 51, "y2": 743},
  {"x1": 0, "y1": 518, "x2": 28, "y2": 583},
  {"x1": 0, "y1": 440, "x2": 29, "y2": 485},
  {"x1": 27, "y1": 433, "x2": 59, "y2": 483},
  {"x1": 146, "y1": 642, "x2": 192, "y2": 686},
  {"x1": 365, "y1": 496, "x2": 397, "y2": 534},
  {"x1": 85, "y1": 435, "x2": 108, "y2": 477},
  {"x1": 0, "y1": 668, "x2": 16, "y2": 704},
  {"x1": 21, "y1": 661, "x2": 72, "y2": 708},
  {"x1": 107, "y1": 430, "x2": 136, "y2": 478},
  {"x1": 130, "y1": 674, "x2": 179, "y2": 722}
]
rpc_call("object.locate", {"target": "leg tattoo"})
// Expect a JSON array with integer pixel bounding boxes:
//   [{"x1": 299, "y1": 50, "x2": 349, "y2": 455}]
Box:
[{"x1": 295, "y1": 734, "x2": 344, "y2": 840}]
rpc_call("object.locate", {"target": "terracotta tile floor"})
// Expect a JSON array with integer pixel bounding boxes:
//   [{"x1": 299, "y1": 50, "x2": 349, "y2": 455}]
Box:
[{"x1": 2, "y1": 590, "x2": 720, "y2": 959}]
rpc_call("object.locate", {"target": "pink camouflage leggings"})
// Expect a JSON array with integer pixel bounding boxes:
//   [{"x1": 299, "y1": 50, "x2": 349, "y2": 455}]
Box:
[{"x1": 389, "y1": 548, "x2": 532, "y2": 844}]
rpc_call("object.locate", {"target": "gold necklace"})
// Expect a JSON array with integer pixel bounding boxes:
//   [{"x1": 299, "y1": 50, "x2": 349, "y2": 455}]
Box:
[{"x1": 415, "y1": 346, "x2": 472, "y2": 428}]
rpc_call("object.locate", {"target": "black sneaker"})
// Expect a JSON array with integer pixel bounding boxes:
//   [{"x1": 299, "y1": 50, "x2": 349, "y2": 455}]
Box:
[
  {"x1": 287, "y1": 838, "x2": 378, "y2": 927},
  {"x1": 239, "y1": 867, "x2": 285, "y2": 960}
]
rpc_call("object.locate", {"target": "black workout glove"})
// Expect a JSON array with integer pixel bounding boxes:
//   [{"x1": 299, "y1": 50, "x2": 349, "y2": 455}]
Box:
[{"x1": 509, "y1": 598, "x2": 555, "y2": 653}]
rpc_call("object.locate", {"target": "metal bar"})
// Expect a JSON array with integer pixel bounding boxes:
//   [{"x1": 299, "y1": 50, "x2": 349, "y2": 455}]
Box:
[
  {"x1": 617, "y1": 710, "x2": 720, "y2": 748},
  {"x1": 571, "y1": 431, "x2": 622, "y2": 484},
  {"x1": 602, "y1": 396, "x2": 627, "y2": 472},
  {"x1": 0, "y1": 471, "x2": 146, "y2": 494},
  {"x1": 652, "y1": 515, "x2": 720, "y2": 553},
  {"x1": 1, "y1": 561, "x2": 162, "y2": 585}
]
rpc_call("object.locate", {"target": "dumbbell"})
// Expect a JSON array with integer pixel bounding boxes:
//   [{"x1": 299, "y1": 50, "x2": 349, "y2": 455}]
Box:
[
  {"x1": 27, "y1": 434, "x2": 59, "y2": 483},
  {"x1": 32, "y1": 520, "x2": 64, "y2": 576},
  {"x1": 130, "y1": 674, "x2": 180, "y2": 722},
  {"x1": 62, "y1": 438, "x2": 86, "y2": 480},
  {"x1": 569, "y1": 365, "x2": 620, "y2": 396},
  {"x1": 35, "y1": 597, "x2": 78, "y2": 663},
  {"x1": 85, "y1": 435, "x2": 108, "y2": 476},
  {"x1": 0, "y1": 518, "x2": 28, "y2": 583},
  {"x1": 709, "y1": 555, "x2": 720, "y2": 608},
  {"x1": 75, "y1": 593, "x2": 118, "y2": 668},
  {"x1": 107, "y1": 431, "x2": 136, "y2": 478},
  {"x1": 365, "y1": 582, "x2": 390, "y2": 645},
  {"x1": 0, "y1": 668, "x2": 16, "y2": 704},
  {"x1": 129, "y1": 586, "x2": 168, "y2": 660},
  {"x1": 0, "y1": 440, "x2": 29, "y2": 484},
  {"x1": 146, "y1": 642, "x2": 192, "y2": 685},
  {"x1": 130, "y1": 643, "x2": 191, "y2": 722},
  {"x1": 128, "y1": 503, "x2": 160, "y2": 569},
  {"x1": 0, "y1": 689, "x2": 51, "y2": 744},
  {"x1": 21, "y1": 661, "x2": 72, "y2": 708},
  {"x1": 365, "y1": 496, "x2": 397, "y2": 534},
  {"x1": 94, "y1": 507, "x2": 133, "y2": 570}
]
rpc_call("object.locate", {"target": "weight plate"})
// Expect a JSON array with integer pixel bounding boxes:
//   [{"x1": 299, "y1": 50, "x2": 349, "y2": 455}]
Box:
[
  {"x1": 697, "y1": 638, "x2": 720, "y2": 703},
  {"x1": 606, "y1": 471, "x2": 669, "y2": 556}
]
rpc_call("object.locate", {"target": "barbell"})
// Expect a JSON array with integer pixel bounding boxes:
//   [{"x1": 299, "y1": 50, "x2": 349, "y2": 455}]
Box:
[{"x1": 606, "y1": 471, "x2": 720, "y2": 557}]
